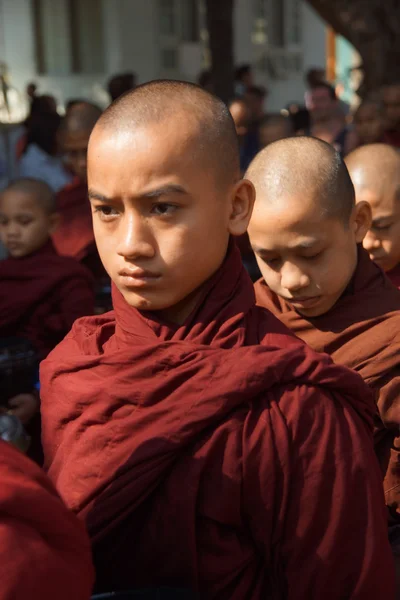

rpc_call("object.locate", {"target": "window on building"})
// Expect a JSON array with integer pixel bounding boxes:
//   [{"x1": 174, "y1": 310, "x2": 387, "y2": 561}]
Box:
[
  {"x1": 32, "y1": 0, "x2": 105, "y2": 75},
  {"x1": 252, "y1": 0, "x2": 303, "y2": 78}
]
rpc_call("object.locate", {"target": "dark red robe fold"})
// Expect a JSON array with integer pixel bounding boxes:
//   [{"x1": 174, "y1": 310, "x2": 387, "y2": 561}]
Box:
[
  {"x1": 53, "y1": 178, "x2": 94, "y2": 260},
  {"x1": 0, "y1": 439, "x2": 93, "y2": 599},
  {"x1": 0, "y1": 239, "x2": 94, "y2": 359},
  {"x1": 255, "y1": 245, "x2": 400, "y2": 513},
  {"x1": 41, "y1": 242, "x2": 394, "y2": 599},
  {"x1": 387, "y1": 264, "x2": 400, "y2": 289}
]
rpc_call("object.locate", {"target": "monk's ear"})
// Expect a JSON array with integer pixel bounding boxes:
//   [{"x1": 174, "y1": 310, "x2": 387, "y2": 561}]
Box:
[
  {"x1": 352, "y1": 201, "x2": 372, "y2": 243},
  {"x1": 48, "y1": 212, "x2": 61, "y2": 234},
  {"x1": 227, "y1": 178, "x2": 256, "y2": 236}
]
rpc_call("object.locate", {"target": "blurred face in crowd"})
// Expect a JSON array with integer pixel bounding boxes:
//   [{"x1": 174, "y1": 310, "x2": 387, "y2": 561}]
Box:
[
  {"x1": 306, "y1": 87, "x2": 337, "y2": 121},
  {"x1": 87, "y1": 119, "x2": 254, "y2": 324},
  {"x1": 229, "y1": 101, "x2": 251, "y2": 139},
  {"x1": 62, "y1": 129, "x2": 91, "y2": 182},
  {"x1": 383, "y1": 84, "x2": 400, "y2": 131},
  {"x1": 0, "y1": 190, "x2": 57, "y2": 258},
  {"x1": 259, "y1": 120, "x2": 292, "y2": 148},
  {"x1": 245, "y1": 91, "x2": 266, "y2": 121},
  {"x1": 354, "y1": 103, "x2": 385, "y2": 145}
]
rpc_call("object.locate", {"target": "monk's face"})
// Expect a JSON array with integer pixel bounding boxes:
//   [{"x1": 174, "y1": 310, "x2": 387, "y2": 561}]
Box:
[
  {"x1": 383, "y1": 85, "x2": 400, "y2": 130},
  {"x1": 249, "y1": 192, "x2": 370, "y2": 317},
  {"x1": 0, "y1": 190, "x2": 56, "y2": 258},
  {"x1": 354, "y1": 185, "x2": 400, "y2": 272},
  {"x1": 87, "y1": 121, "x2": 253, "y2": 322},
  {"x1": 354, "y1": 105, "x2": 384, "y2": 145},
  {"x1": 62, "y1": 130, "x2": 91, "y2": 182}
]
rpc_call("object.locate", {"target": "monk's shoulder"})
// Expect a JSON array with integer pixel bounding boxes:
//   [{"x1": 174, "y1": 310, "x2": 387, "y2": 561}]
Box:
[{"x1": 44, "y1": 311, "x2": 116, "y2": 362}]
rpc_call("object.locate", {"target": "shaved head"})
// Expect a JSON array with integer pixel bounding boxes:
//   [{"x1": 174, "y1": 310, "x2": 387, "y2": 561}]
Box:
[
  {"x1": 2, "y1": 178, "x2": 55, "y2": 213},
  {"x1": 96, "y1": 80, "x2": 240, "y2": 185},
  {"x1": 346, "y1": 144, "x2": 400, "y2": 195},
  {"x1": 246, "y1": 136, "x2": 355, "y2": 222}
]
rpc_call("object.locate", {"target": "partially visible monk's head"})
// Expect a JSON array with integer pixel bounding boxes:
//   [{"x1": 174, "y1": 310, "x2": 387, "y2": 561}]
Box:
[
  {"x1": 353, "y1": 100, "x2": 385, "y2": 146},
  {"x1": 0, "y1": 178, "x2": 58, "y2": 258},
  {"x1": 87, "y1": 80, "x2": 254, "y2": 322},
  {"x1": 346, "y1": 144, "x2": 400, "y2": 272},
  {"x1": 59, "y1": 102, "x2": 102, "y2": 182},
  {"x1": 247, "y1": 137, "x2": 371, "y2": 317}
]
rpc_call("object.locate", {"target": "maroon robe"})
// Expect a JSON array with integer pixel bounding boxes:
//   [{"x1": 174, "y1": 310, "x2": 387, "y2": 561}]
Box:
[
  {"x1": 41, "y1": 242, "x2": 394, "y2": 598},
  {"x1": 0, "y1": 239, "x2": 94, "y2": 359},
  {"x1": 387, "y1": 264, "x2": 400, "y2": 289},
  {"x1": 255, "y1": 246, "x2": 400, "y2": 513},
  {"x1": 0, "y1": 439, "x2": 93, "y2": 599}
]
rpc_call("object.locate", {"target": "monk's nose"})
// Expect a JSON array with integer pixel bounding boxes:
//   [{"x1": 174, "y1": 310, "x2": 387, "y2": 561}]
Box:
[
  {"x1": 116, "y1": 212, "x2": 155, "y2": 260},
  {"x1": 280, "y1": 262, "x2": 310, "y2": 292},
  {"x1": 363, "y1": 231, "x2": 381, "y2": 252}
]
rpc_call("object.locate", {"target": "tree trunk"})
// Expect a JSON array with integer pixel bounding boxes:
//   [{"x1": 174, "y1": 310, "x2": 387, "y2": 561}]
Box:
[
  {"x1": 306, "y1": 0, "x2": 400, "y2": 97},
  {"x1": 205, "y1": 0, "x2": 235, "y2": 103}
]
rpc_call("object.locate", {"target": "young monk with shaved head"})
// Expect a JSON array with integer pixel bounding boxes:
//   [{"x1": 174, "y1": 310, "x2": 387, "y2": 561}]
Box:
[
  {"x1": 40, "y1": 82, "x2": 394, "y2": 598},
  {"x1": 346, "y1": 144, "x2": 400, "y2": 288},
  {"x1": 53, "y1": 101, "x2": 104, "y2": 276},
  {"x1": 248, "y1": 137, "x2": 400, "y2": 531}
]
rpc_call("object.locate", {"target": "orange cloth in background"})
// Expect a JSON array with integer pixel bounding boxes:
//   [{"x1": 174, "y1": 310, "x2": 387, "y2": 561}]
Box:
[
  {"x1": 41, "y1": 242, "x2": 393, "y2": 598},
  {"x1": 0, "y1": 439, "x2": 93, "y2": 599},
  {"x1": 255, "y1": 246, "x2": 400, "y2": 512}
]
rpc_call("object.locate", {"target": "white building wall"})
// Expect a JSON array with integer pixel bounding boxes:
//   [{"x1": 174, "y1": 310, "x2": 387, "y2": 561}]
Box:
[{"x1": 0, "y1": 0, "x2": 326, "y2": 115}]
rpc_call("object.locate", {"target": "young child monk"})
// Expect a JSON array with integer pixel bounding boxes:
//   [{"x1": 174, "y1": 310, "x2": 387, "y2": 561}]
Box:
[
  {"x1": 0, "y1": 178, "x2": 94, "y2": 430},
  {"x1": 40, "y1": 81, "x2": 394, "y2": 599},
  {"x1": 346, "y1": 143, "x2": 400, "y2": 288},
  {"x1": 0, "y1": 438, "x2": 94, "y2": 599},
  {"x1": 247, "y1": 136, "x2": 400, "y2": 523},
  {"x1": 54, "y1": 101, "x2": 104, "y2": 277}
]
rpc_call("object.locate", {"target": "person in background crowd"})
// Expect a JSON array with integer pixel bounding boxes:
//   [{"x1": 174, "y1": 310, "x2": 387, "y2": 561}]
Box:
[
  {"x1": 0, "y1": 438, "x2": 94, "y2": 599},
  {"x1": 228, "y1": 97, "x2": 259, "y2": 172},
  {"x1": 346, "y1": 144, "x2": 400, "y2": 288},
  {"x1": 54, "y1": 101, "x2": 104, "y2": 278},
  {"x1": 18, "y1": 110, "x2": 73, "y2": 192},
  {"x1": 234, "y1": 64, "x2": 253, "y2": 96},
  {"x1": 244, "y1": 85, "x2": 268, "y2": 128},
  {"x1": 108, "y1": 72, "x2": 137, "y2": 103},
  {"x1": 353, "y1": 100, "x2": 385, "y2": 147},
  {"x1": 41, "y1": 82, "x2": 394, "y2": 599},
  {"x1": 0, "y1": 178, "x2": 94, "y2": 460},
  {"x1": 259, "y1": 113, "x2": 293, "y2": 148},
  {"x1": 382, "y1": 83, "x2": 400, "y2": 148},
  {"x1": 305, "y1": 81, "x2": 357, "y2": 157}
]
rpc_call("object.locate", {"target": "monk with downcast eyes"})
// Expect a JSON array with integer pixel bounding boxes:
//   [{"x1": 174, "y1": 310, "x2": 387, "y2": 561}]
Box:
[
  {"x1": 41, "y1": 82, "x2": 394, "y2": 599},
  {"x1": 248, "y1": 136, "x2": 400, "y2": 534}
]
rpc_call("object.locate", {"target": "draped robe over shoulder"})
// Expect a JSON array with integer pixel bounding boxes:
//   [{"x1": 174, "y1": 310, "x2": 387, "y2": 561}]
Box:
[
  {"x1": 0, "y1": 239, "x2": 94, "y2": 359},
  {"x1": 255, "y1": 246, "x2": 400, "y2": 512},
  {"x1": 0, "y1": 439, "x2": 93, "y2": 599},
  {"x1": 41, "y1": 242, "x2": 394, "y2": 599}
]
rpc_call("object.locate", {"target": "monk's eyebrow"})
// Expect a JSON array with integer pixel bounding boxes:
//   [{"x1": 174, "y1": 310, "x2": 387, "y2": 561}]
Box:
[
  {"x1": 142, "y1": 184, "x2": 188, "y2": 198},
  {"x1": 88, "y1": 189, "x2": 110, "y2": 202}
]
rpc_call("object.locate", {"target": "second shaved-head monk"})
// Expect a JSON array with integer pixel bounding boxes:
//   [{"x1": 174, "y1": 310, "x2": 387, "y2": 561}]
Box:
[
  {"x1": 249, "y1": 136, "x2": 400, "y2": 535},
  {"x1": 346, "y1": 144, "x2": 400, "y2": 287},
  {"x1": 41, "y1": 81, "x2": 393, "y2": 598},
  {"x1": 53, "y1": 101, "x2": 104, "y2": 275}
]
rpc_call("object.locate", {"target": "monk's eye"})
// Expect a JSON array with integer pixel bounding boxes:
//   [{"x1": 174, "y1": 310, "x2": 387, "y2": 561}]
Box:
[
  {"x1": 151, "y1": 203, "x2": 177, "y2": 217},
  {"x1": 303, "y1": 251, "x2": 323, "y2": 261},
  {"x1": 18, "y1": 217, "x2": 33, "y2": 226},
  {"x1": 94, "y1": 205, "x2": 119, "y2": 220},
  {"x1": 262, "y1": 257, "x2": 281, "y2": 268},
  {"x1": 373, "y1": 224, "x2": 391, "y2": 232}
]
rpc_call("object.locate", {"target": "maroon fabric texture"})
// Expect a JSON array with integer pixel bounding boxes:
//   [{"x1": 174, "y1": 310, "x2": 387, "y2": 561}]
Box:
[
  {"x1": 41, "y1": 243, "x2": 393, "y2": 599},
  {"x1": 0, "y1": 439, "x2": 94, "y2": 599}
]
